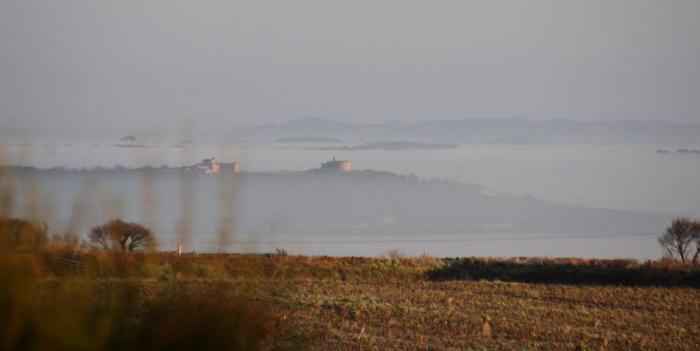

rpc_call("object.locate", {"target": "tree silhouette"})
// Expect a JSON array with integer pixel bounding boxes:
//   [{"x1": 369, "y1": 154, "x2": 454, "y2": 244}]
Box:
[
  {"x1": 658, "y1": 218, "x2": 700, "y2": 263},
  {"x1": 89, "y1": 219, "x2": 156, "y2": 252}
]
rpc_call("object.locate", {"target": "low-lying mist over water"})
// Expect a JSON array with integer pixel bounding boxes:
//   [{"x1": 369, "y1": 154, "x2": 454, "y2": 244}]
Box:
[
  {"x1": 2, "y1": 125, "x2": 699, "y2": 215},
  {"x1": 1, "y1": 119, "x2": 698, "y2": 259},
  {"x1": 0, "y1": 164, "x2": 670, "y2": 259}
]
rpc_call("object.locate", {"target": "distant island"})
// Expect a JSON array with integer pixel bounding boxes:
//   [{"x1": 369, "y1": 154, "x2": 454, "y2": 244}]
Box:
[
  {"x1": 120, "y1": 135, "x2": 136, "y2": 142},
  {"x1": 480, "y1": 136, "x2": 549, "y2": 145},
  {"x1": 229, "y1": 117, "x2": 700, "y2": 143},
  {"x1": 275, "y1": 136, "x2": 343, "y2": 144},
  {"x1": 311, "y1": 141, "x2": 457, "y2": 151},
  {"x1": 114, "y1": 144, "x2": 152, "y2": 148},
  {"x1": 5, "y1": 161, "x2": 668, "y2": 240},
  {"x1": 655, "y1": 148, "x2": 700, "y2": 155}
]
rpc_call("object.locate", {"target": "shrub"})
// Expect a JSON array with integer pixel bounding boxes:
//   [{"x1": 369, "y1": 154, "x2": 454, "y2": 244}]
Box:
[{"x1": 0, "y1": 218, "x2": 48, "y2": 252}]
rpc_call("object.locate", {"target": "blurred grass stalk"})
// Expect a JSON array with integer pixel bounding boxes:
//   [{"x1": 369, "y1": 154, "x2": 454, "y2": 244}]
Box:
[{"x1": 0, "y1": 133, "x2": 290, "y2": 351}]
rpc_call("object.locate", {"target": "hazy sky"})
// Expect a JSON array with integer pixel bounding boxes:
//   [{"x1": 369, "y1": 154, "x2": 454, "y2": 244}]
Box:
[{"x1": 1, "y1": 0, "x2": 699, "y2": 130}]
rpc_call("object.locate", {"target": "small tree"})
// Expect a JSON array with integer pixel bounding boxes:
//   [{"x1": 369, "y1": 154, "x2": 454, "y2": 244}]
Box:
[
  {"x1": 0, "y1": 218, "x2": 48, "y2": 251},
  {"x1": 658, "y1": 218, "x2": 700, "y2": 263},
  {"x1": 89, "y1": 219, "x2": 156, "y2": 252}
]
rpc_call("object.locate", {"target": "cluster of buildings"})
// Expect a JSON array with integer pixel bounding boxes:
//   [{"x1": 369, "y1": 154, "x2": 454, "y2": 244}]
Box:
[
  {"x1": 186, "y1": 157, "x2": 351, "y2": 174},
  {"x1": 320, "y1": 157, "x2": 352, "y2": 172},
  {"x1": 188, "y1": 158, "x2": 240, "y2": 174}
]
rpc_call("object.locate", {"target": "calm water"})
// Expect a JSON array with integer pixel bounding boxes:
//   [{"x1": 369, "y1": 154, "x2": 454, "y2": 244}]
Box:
[{"x1": 161, "y1": 232, "x2": 662, "y2": 260}]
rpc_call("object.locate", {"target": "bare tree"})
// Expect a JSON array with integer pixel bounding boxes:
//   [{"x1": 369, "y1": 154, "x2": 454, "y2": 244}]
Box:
[
  {"x1": 658, "y1": 218, "x2": 700, "y2": 263},
  {"x1": 89, "y1": 219, "x2": 156, "y2": 252}
]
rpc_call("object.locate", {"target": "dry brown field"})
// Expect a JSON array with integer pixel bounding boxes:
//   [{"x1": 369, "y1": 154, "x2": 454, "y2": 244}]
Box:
[{"x1": 3, "y1": 253, "x2": 700, "y2": 350}]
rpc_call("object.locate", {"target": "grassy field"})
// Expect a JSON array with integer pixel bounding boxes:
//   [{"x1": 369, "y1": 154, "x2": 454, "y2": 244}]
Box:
[{"x1": 2, "y1": 252, "x2": 700, "y2": 350}]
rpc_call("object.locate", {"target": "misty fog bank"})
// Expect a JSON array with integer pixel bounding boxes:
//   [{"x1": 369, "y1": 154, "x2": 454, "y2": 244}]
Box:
[
  {"x1": 1, "y1": 166, "x2": 670, "y2": 258},
  {"x1": 1, "y1": 137, "x2": 698, "y2": 216}
]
